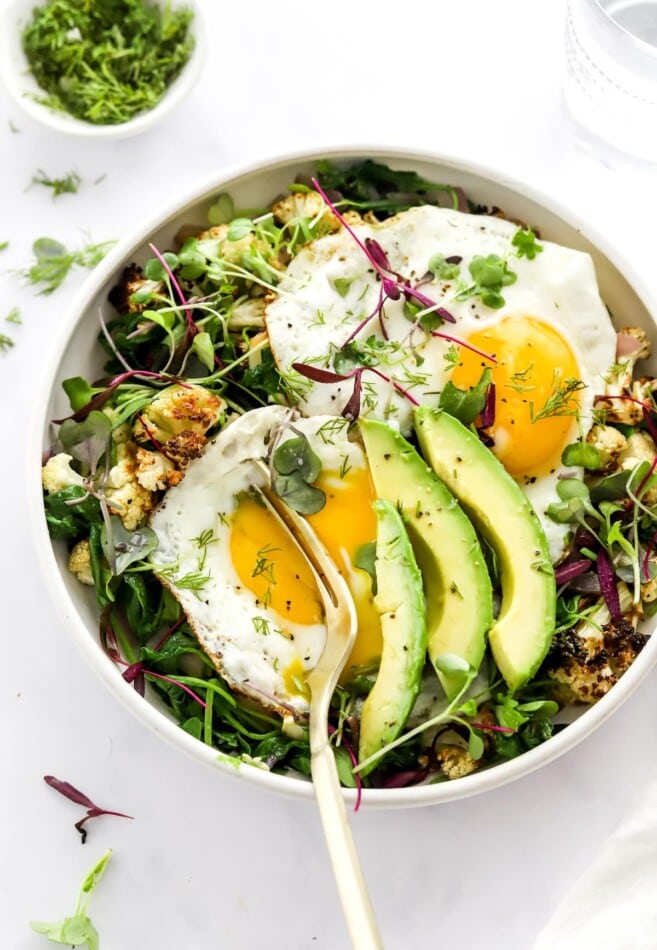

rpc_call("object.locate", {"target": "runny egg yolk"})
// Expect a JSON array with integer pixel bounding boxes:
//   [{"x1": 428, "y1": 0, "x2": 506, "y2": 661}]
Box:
[
  {"x1": 307, "y1": 465, "x2": 381, "y2": 670},
  {"x1": 230, "y1": 497, "x2": 323, "y2": 625},
  {"x1": 229, "y1": 465, "x2": 382, "y2": 670},
  {"x1": 451, "y1": 316, "x2": 582, "y2": 478}
]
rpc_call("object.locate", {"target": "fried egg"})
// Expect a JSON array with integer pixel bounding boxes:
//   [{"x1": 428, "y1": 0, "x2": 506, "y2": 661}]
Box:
[
  {"x1": 149, "y1": 405, "x2": 380, "y2": 718},
  {"x1": 265, "y1": 204, "x2": 617, "y2": 558}
]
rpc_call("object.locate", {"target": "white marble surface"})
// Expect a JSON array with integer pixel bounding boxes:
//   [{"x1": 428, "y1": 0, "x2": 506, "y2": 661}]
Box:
[{"x1": 3, "y1": 1, "x2": 657, "y2": 947}]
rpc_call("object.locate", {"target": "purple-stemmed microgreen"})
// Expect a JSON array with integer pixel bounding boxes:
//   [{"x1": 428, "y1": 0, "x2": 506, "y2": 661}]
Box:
[
  {"x1": 292, "y1": 361, "x2": 419, "y2": 423},
  {"x1": 102, "y1": 617, "x2": 207, "y2": 709},
  {"x1": 309, "y1": 178, "x2": 497, "y2": 406},
  {"x1": 148, "y1": 242, "x2": 196, "y2": 343},
  {"x1": 44, "y1": 775, "x2": 132, "y2": 844}
]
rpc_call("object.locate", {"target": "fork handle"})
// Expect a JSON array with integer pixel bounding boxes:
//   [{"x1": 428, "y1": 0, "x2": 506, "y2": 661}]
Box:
[{"x1": 310, "y1": 733, "x2": 384, "y2": 950}]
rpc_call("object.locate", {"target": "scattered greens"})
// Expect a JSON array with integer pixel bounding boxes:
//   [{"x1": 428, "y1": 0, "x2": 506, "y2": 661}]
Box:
[
  {"x1": 0, "y1": 240, "x2": 8, "y2": 251},
  {"x1": 0, "y1": 333, "x2": 15, "y2": 353},
  {"x1": 18, "y1": 237, "x2": 117, "y2": 294},
  {"x1": 30, "y1": 849, "x2": 111, "y2": 950},
  {"x1": 44, "y1": 775, "x2": 132, "y2": 843},
  {"x1": 32, "y1": 169, "x2": 82, "y2": 198},
  {"x1": 22, "y1": 0, "x2": 195, "y2": 125},
  {"x1": 5, "y1": 307, "x2": 21, "y2": 324}
]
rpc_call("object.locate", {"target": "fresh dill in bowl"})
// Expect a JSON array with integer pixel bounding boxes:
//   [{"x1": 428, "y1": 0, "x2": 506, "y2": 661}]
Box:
[{"x1": 21, "y1": 0, "x2": 195, "y2": 125}]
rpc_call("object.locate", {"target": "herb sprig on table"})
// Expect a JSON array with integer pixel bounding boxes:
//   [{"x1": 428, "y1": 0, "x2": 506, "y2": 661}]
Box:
[{"x1": 22, "y1": 0, "x2": 195, "y2": 125}]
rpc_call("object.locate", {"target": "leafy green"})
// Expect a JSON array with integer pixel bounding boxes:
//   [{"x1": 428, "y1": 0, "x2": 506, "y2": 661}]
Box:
[
  {"x1": 439, "y1": 368, "x2": 493, "y2": 426},
  {"x1": 0, "y1": 333, "x2": 15, "y2": 353},
  {"x1": 44, "y1": 488, "x2": 101, "y2": 541},
  {"x1": 315, "y1": 159, "x2": 463, "y2": 216},
  {"x1": 22, "y1": 0, "x2": 195, "y2": 125},
  {"x1": 30, "y1": 849, "x2": 111, "y2": 950}
]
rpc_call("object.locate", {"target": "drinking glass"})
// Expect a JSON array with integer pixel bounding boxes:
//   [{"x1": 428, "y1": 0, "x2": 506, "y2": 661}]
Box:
[{"x1": 564, "y1": 0, "x2": 657, "y2": 162}]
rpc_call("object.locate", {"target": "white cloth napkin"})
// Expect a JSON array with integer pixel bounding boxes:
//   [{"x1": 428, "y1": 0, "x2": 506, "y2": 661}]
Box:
[{"x1": 533, "y1": 776, "x2": 657, "y2": 949}]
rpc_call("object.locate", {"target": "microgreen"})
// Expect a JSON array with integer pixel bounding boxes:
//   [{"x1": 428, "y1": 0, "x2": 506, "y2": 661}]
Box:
[
  {"x1": 0, "y1": 240, "x2": 9, "y2": 250},
  {"x1": 44, "y1": 775, "x2": 132, "y2": 843},
  {"x1": 561, "y1": 441, "x2": 602, "y2": 469},
  {"x1": 207, "y1": 193, "x2": 235, "y2": 226},
  {"x1": 428, "y1": 252, "x2": 462, "y2": 281},
  {"x1": 0, "y1": 333, "x2": 15, "y2": 353},
  {"x1": 59, "y1": 411, "x2": 112, "y2": 477},
  {"x1": 30, "y1": 849, "x2": 111, "y2": 949},
  {"x1": 22, "y1": 0, "x2": 194, "y2": 125},
  {"x1": 31, "y1": 169, "x2": 82, "y2": 198},
  {"x1": 271, "y1": 432, "x2": 326, "y2": 514},
  {"x1": 455, "y1": 254, "x2": 517, "y2": 309},
  {"x1": 18, "y1": 237, "x2": 116, "y2": 294},
  {"x1": 100, "y1": 516, "x2": 158, "y2": 576},
  {"x1": 512, "y1": 227, "x2": 543, "y2": 260},
  {"x1": 443, "y1": 344, "x2": 460, "y2": 369},
  {"x1": 439, "y1": 368, "x2": 493, "y2": 426}
]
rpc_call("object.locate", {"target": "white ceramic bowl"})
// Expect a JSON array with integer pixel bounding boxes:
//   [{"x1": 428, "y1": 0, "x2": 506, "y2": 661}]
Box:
[
  {"x1": 0, "y1": 0, "x2": 205, "y2": 139},
  {"x1": 29, "y1": 145, "x2": 657, "y2": 808}
]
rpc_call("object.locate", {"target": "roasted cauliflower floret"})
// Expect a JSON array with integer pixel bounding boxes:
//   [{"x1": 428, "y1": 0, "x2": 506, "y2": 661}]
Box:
[
  {"x1": 134, "y1": 446, "x2": 183, "y2": 491},
  {"x1": 133, "y1": 384, "x2": 225, "y2": 445},
  {"x1": 436, "y1": 745, "x2": 479, "y2": 780},
  {"x1": 42, "y1": 453, "x2": 85, "y2": 493},
  {"x1": 545, "y1": 647, "x2": 616, "y2": 705},
  {"x1": 597, "y1": 328, "x2": 653, "y2": 424},
  {"x1": 585, "y1": 424, "x2": 627, "y2": 473},
  {"x1": 195, "y1": 223, "x2": 275, "y2": 268},
  {"x1": 68, "y1": 539, "x2": 94, "y2": 586},
  {"x1": 228, "y1": 297, "x2": 266, "y2": 330},
  {"x1": 271, "y1": 191, "x2": 341, "y2": 231},
  {"x1": 108, "y1": 264, "x2": 163, "y2": 314},
  {"x1": 105, "y1": 443, "x2": 156, "y2": 530},
  {"x1": 602, "y1": 619, "x2": 648, "y2": 676},
  {"x1": 619, "y1": 432, "x2": 657, "y2": 504}
]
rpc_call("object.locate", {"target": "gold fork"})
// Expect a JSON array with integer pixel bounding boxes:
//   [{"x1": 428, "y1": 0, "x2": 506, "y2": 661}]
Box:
[{"x1": 253, "y1": 462, "x2": 383, "y2": 950}]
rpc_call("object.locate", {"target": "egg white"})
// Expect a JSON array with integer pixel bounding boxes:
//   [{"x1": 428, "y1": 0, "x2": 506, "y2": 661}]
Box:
[
  {"x1": 265, "y1": 204, "x2": 618, "y2": 559},
  {"x1": 149, "y1": 405, "x2": 368, "y2": 718}
]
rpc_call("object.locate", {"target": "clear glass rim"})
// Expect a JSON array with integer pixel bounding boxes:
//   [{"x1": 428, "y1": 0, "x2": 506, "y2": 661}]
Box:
[{"x1": 592, "y1": 0, "x2": 657, "y2": 58}]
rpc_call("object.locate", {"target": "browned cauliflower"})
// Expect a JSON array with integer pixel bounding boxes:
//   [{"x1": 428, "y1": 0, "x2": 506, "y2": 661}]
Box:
[
  {"x1": 108, "y1": 264, "x2": 163, "y2": 314},
  {"x1": 132, "y1": 384, "x2": 225, "y2": 445}
]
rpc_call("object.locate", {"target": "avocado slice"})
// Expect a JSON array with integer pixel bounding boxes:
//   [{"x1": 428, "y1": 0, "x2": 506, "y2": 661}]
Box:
[
  {"x1": 358, "y1": 499, "x2": 427, "y2": 774},
  {"x1": 360, "y1": 419, "x2": 493, "y2": 699},
  {"x1": 414, "y1": 407, "x2": 556, "y2": 691}
]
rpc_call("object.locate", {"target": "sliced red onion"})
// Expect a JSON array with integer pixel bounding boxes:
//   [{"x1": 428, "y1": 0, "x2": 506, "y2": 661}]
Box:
[
  {"x1": 555, "y1": 559, "x2": 592, "y2": 585},
  {"x1": 596, "y1": 549, "x2": 622, "y2": 620}
]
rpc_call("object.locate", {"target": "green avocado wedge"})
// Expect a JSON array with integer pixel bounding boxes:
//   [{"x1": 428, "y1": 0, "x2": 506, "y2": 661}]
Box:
[
  {"x1": 414, "y1": 407, "x2": 557, "y2": 692},
  {"x1": 358, "y1": 499, "x2": 427, "y2": 775},
  {"x1": 360, "y1": 419, "x2": 493, "y2": 700}
]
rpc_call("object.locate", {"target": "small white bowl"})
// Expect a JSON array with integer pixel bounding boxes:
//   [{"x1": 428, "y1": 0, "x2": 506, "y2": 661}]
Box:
[
  {"x1": 0, "y1": 0, "x2": 206, "y2": 139},
  {"x1": 28, "y1": 145, "x2": 657, "y2": 808}
]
